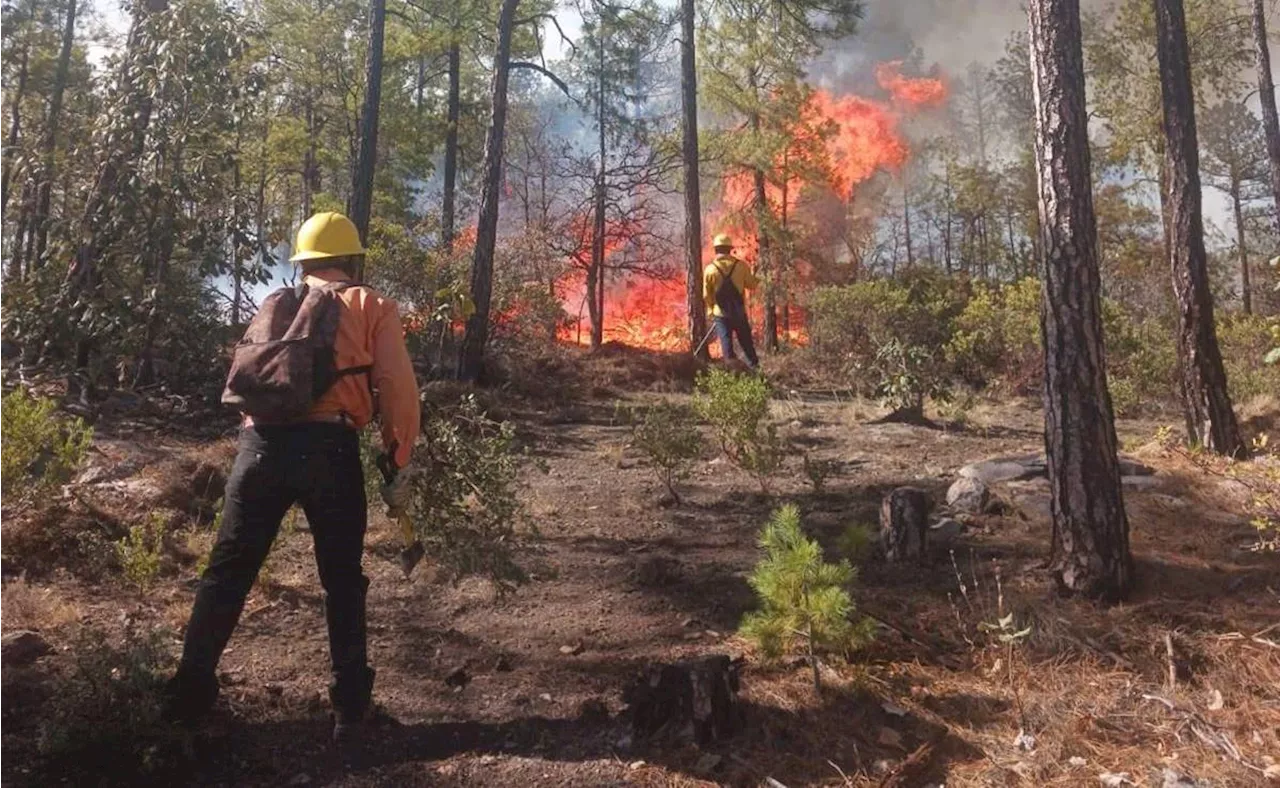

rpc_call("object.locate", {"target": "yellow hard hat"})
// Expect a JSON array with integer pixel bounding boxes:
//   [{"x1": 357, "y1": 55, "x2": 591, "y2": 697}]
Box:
[
  {"x1": 712, "y1": 233, "x2": 733, "y2": 249},
  {"x1": 290, "y1": 211, "x2": 365, "y2": 263}
]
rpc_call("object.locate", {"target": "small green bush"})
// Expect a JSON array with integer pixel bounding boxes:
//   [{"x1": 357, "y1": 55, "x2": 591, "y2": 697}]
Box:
[
  {"x1": 693, "y1": 369, "x2": 783, "y2": 492},
  {"x1": 115, "y1": 515, "x2": 165, "y2": 591},
  {"x1": 836, "y1": 522, "x2": 877, "y2": 563},
  {"x1": 946, "y1": 277, "x2": 1041, "y2": 390},
  {"x1": 38, "y1": 624, "x2": 185, "y2": 780},
  {"x1": 802, "y1": 454, "x2": 837, "y2": 493},
  {"x1": 1, "y1": 389, "x2": 93, "y2": 503},
  {"x1": 740, "y1": 505, "x2": 875, "y2": 689},
  {"x1": 628, "y1": 402, "x2": 703, "y2": 503},
  {"x1": 1219, "y1": 313, "x2": 1280, "y2": 402}
]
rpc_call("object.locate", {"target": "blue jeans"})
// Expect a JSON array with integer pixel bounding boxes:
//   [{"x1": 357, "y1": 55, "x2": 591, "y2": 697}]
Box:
[{"x1": 713, "y1": 315, "x2": 758, "y2": 367}]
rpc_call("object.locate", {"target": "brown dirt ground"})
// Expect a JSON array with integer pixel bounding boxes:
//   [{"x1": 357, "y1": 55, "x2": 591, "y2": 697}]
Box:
[{"x1": 3, "y1": 363, "x2": 1279, "y2": 787}]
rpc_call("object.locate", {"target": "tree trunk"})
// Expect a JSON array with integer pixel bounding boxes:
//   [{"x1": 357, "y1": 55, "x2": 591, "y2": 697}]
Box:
[
  {"x1": 442, "y1": 41, "x2": 461, "y2": 251},
  {"x1": 1253, "y1": 0, "x2": 1280, "y2": 233},
  {"x1": 1231, "y1": 182, "x2": 1252, "y2": 314},
  {"x1": 1154, "y1": 0, "x2": 1244, "y2": 457},
  {"x1": 30, "y1": 0, "x2": 78, "y2": 272},
  {"x1": 680, "y1": 0, "x2": 706, "y2": 357},
  {"x1": 1029, "y1": 0, "x2": 1132, "y2": 601},
  {"x1": 902, "y1": 173, "x2": 914, "y2": 269},
  {"x1": 456, "y1": 0, "x2": 519, "y2": 383},
  {"x1": 303, "y1": 94, "x2": 316, "y2": 218},
  {"x1": 755, "y1": 167, "x2": 778, "y2": 352},
  {"x1": 590, "y1": 41, "x2": 606, "y2": 350},
  {"x1": 1, "y1": 37, "x2": 31, "y2": 218},
  {"x1": 348, "y1": 0, "x2": 387, "y2": 265}
]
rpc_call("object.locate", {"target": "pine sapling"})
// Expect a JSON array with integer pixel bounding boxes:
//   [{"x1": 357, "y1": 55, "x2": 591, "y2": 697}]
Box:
[{"x1": 740, "y1": 505, "x2": 875, "y2": 690}]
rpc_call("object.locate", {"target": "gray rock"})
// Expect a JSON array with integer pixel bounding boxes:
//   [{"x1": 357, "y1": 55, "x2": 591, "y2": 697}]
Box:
[
  {"x1": 959, "y1": 454, "x2": 1047, "y2": 484},
  {"x1": 2, "y1": 630, "x2": 51, "y2": 667},
  {"x1": 1121, "y1": 475, "x2": 1162, "y2": 491},
  {"x1": 1118, "y1": 457, "x2": 1155, "y2": 477},
  {"x1": 1161, "y1": 768, "x2": 1205, "y2": 788},
  {"x1": 946, "y1": 477, "x2": 991, "y2": 514}
]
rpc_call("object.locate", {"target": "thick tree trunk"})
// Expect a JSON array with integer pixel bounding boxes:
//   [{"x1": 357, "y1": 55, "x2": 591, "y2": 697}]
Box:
[
  {"x1": 754, "y1": 168, "x2": 778, "y2": 352},
  {"x1": 31, "y1": 0, "x2": 78, "y2": 271},
  {"x1": 442, "y1": 41, "x2": 461, "y2": 251},
  {"x1": 457, "y1": 0, "x2": 519, "y2": 382},
  {"x1": 680, "y1": 0, "x2": 706, "y2": 357},
  {"x1": 1154, "y1": 0, "x2": 1244, "y2": 457},
  {"x1": 348, "y1": 0, "x2": 386, "y2": 264},
  {"x1": 623, "y1": 655, "x2": 744, "y2": 745},
  {"x1": 1029, "y1": 0, "x2": 1132, "y2": 601},
  {"x1": 1231, "y1": 184, "x2": 1252, "y2": 314},
  {"x1": 1253, "y1": 0, "x2": 1280, "y2": 233}
]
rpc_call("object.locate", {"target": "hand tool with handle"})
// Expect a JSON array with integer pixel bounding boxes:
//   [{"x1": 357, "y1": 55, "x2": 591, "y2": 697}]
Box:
[{"x1": 375, "y1": 452, "x2": 425, "y2": 578}]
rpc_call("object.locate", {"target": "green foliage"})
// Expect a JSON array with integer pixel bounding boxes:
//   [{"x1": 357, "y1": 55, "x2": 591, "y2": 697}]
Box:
[
  {"x1": 947, "y1": 277, "x2": 1042, "y2": 390},
  {"x1": 693, "y1": 368, "x2": 784, "y2": 492},
  {"x1": 1, "y1": 390, "x2": 93, "y2": 503},
  {"x1": 809, "y1": 272, "x2": 966, "y2": 412},
  {"x1": 115, "y1": 515, "x2": 166, "y2": 591},
  {"x1": 37, "y1": 624, "x2": 184, "y2": 780},
  {"x1": 627, "y1": 402, "x2": 703, "y2": 502},
  {"x1": 836, "y1": 523, "x2": 877, "y2": 563},
  {"x1": 740, "y1": 506, "x2": 874, "y2": 682},
  {"x1": 1218, "y1": 313, "x2": 1280, "y2": 403},
  {"x1": 363, "y1": 394, "x2": 531, "y2": 593}
]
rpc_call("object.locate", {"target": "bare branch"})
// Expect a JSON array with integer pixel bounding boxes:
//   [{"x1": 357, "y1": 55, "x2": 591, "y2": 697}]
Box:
[{"x1": 509, "y1": 61, "x2": 574, "y2": 100}]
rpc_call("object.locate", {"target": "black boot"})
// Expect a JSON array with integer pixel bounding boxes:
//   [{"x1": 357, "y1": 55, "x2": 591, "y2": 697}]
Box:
[
  {"x1": 329, "y1": 666, "x2": 376, "y2": 744},
  {"x1": 162, "y1": 670, "x2": 219, "y2": 724}
]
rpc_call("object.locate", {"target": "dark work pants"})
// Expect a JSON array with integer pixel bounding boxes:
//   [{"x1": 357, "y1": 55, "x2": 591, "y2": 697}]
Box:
[
  {"x1": 175, "y1": 423, "x2": 373, "y2": 715},
  {"x1": 713, "y1": 314, "x2": 759, "y2": 368}
]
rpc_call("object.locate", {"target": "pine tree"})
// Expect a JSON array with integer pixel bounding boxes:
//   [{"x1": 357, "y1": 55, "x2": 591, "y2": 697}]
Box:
[{"x1": 740, "y1": 505, "x2": 874, "y2": 690}]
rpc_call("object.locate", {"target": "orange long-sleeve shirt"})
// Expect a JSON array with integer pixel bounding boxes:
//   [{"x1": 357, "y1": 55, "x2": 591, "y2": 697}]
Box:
[{"x1": 261, "y1": 269, "x2": 421, "y2": 468}]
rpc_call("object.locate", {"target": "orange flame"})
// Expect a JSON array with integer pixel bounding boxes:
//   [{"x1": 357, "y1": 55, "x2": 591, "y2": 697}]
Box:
[{"x1": 875, "y1": 61, "x2": 947, "y2": 107}]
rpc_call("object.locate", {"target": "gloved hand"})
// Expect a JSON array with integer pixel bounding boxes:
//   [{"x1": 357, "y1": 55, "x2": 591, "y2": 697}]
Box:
[{"x1": 380, "y1": 463, "x2": 414, "y2": 515}]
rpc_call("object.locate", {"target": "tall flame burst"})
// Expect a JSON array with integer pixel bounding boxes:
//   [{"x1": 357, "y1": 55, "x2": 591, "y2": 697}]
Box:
[{"x1": 559, "y1": 61, "x2": 946, "y2": 351}]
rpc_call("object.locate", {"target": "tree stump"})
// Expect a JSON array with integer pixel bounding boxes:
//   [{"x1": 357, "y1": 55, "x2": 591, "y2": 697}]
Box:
[
  {"x1": 881, "y1": 487, "x2": 933, "y2": 562},
  {"x1": 623, "y1": 654, "x2": 744, "y2": 745}
]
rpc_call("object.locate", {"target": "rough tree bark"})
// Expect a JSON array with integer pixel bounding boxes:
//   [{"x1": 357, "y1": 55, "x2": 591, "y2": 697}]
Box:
[
  {"x1": 589, "y1": 37, "x2": 607, "y2": 350},
  {"x1": 31, "y1": 0, "x2": 78, "y2": 272},
  {"x1": 442, "y1": 41, "x2": 461, "y2": 251},
  {"x1": 1253, "y1": 0, "x2": 1280, "y2": 232},
  {"x1": 1154, "y1": 0, "x2": 1244, "y2": 457},
  {"x1": 456, "y1": 0, "x2": 520, "y2": 382},
  {"x1": 348, "y1": 0, "x2": 387, "y2": 265},
  {"x1": 1029, "y1": 0, "x2": 1132, "y2": 600},
  {"x1": 880, "y1": 487, "x2": 931, "y2": 563},
  {"x1": 680, "y1": 0, "x2": 707, "y2": 357}
]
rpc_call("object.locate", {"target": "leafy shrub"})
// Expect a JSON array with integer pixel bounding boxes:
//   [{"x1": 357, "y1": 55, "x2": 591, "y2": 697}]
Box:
[
  {"x1": 946, "y1": 277, "x2": 1041, "y2": 391},
  {"x1": 627, "y1": 402, "x2": 703, "y2": 503},
  {"x1": 693, "y1": 368, "x2": 784, "y2": 492},
  {"x1": 115, "y1": 515, "x2": 166, "y2": 591},
  {"x1": 362, "y1": 394, "x2": 532, "y2": 593},
  {"x1": 1, "y1": 389, "x2": 93, "y2": 503},
  {"x1": 1102, "y1": 304, "x2": 1178, "y2": 416},
  {"x1": 740, "y1": 505, "x2": 875, "y2": 689},
  {"x1": 808, "y1": 272, "x2": 966, "y2": 415},
  {"x1": 37, "y1": 624, "x2": 184, "y2": 780},
  {"x1": 1218, "y1": 313, "x2": 1280, "y2": 403}
]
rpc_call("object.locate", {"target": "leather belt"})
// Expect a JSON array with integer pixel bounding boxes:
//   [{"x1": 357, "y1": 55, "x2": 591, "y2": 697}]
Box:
[{"x1": 244, "y1": 412, "x2": 357, "y2": 429}]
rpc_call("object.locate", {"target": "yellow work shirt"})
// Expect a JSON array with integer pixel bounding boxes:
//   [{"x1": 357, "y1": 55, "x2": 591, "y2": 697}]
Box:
[{"x1": 702, "y1": 255, "x2": 760, "y2": 318}]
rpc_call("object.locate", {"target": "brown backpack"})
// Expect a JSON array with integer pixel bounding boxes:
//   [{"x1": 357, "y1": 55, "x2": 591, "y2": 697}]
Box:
[{"x1": 221, "y1": 281, "x2": 370, "y2": 421}]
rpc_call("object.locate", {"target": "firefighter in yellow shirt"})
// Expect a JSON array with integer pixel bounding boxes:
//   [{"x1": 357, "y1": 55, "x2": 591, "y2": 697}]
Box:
[{"x1": 702, "y1": 234, "x2": 760, "y2": 368}]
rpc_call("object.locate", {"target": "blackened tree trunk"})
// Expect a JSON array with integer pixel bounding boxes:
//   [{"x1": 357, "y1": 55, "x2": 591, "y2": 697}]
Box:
[
  {"x1": 31, "y1": 0, "x2": 78, "y2": 271},
  {"x1": 590, "y1": 41, "x2": 607, "y2": 350},
  {"x1": 680, "y1": 0, "x2": 706, "y2": 357},
  {"x1": 1029, "y1": 0, "x2": 1132, "y2": 601},
  {"x1": 348, "y1": 0, "x2": 387, "y2": 262},
  {"x1": 1253, "y1": 0, "x2": 1280, "y2": 232},
  {"x1": 442, "y1": 41, "x2": 461, "y2": 251},
  {"x1": 457, "y1": 0, "x2": 520, "y2": 382},
  {"x1": 1154, "y1": 0, "x2": 1244, "y2": 457},
  {"x1": 902, "y1": 172, "x2": 914, "y2": 269},
  {"x1": 754, "y1": 167, "x2": 777, "y2": 352}
]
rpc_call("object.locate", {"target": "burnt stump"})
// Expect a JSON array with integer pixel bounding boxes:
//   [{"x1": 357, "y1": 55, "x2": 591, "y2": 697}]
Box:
[
  {"x1": 881, "y1": 486, "x2": 933, "y2": 562},
  {"x1": 623, "y1": 654, "x2": 744, "y2": 745}
]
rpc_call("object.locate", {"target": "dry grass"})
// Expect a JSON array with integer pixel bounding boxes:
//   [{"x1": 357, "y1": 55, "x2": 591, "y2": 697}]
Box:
[{"x1": 1, "y1": 577, "x2": 81, "y2": 632}]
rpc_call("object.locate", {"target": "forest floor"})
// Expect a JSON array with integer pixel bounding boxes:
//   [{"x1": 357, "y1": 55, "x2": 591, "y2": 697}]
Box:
[{"x1": 3, "y1": 347, "x2": 1279, "y2": 787}]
